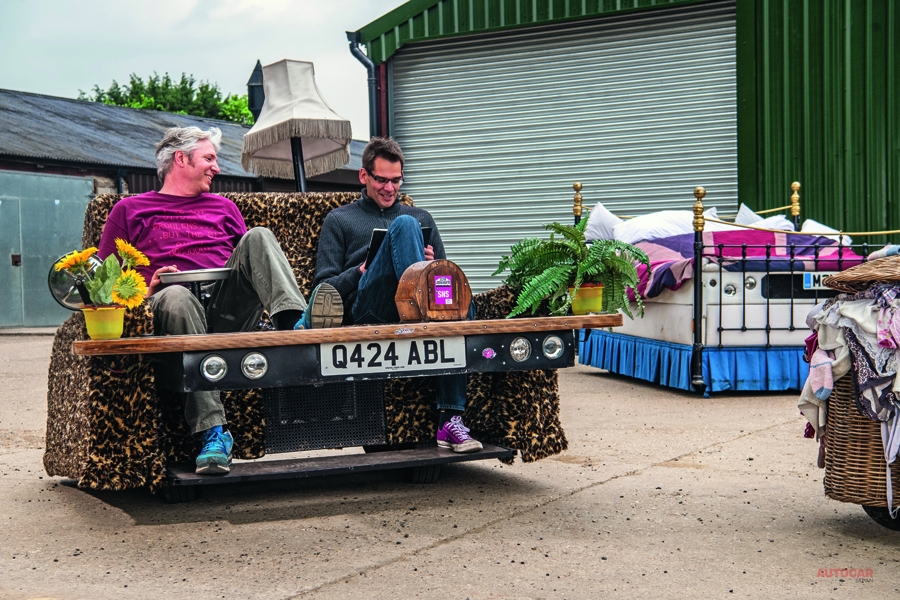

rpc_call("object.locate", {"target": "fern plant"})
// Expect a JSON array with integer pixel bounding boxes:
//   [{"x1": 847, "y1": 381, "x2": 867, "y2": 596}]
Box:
[{"x1": 494, "y1": 216, "x2": 650, "y2": 318}]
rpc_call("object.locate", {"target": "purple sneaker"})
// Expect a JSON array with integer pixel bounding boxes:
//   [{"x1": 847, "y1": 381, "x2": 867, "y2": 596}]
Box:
[{"x1": 437, "y1": 415, "x2": 483, "y2": 453}]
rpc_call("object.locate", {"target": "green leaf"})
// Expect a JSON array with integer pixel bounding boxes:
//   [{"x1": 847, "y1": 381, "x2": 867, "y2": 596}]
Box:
[
  {"x1": 97, "y1": 276, "x2": 115, "y2": 305},
  {"x1": 497, "y1": 220, "x2": 649, "y2": 320},
  {"x1": 508, "y1": 265, "x2": 575, "y2": 317},
  {"x1": 114, "y1": 276, "x2": 141, "y2": 300},
  {"x1": 84, "y1": 255, "x2": 122, "y2": 305},
  {"x1": 99, "y1": 254, "x2": 122, "y2": 282},
  {"x1": 83, "y1": 277, "x2": 104, "y2": 306}
]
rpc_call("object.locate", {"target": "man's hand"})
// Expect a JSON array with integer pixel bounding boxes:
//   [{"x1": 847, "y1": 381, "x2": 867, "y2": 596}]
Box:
[
  {"x1": 359, "y1": 244, "x2": 433, "y2": 275},
  {"x1": 148, "y1": 265, "x2": 179, "y2": 296}
]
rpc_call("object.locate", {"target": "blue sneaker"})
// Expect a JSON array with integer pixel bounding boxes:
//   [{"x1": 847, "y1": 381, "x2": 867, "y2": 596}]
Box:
[
  {"x1": 295, "y1": 283, "x2": 343, "y2": 329},
  {"x1": 195, "y1": 428, "x2": 234, "y2": 475}
]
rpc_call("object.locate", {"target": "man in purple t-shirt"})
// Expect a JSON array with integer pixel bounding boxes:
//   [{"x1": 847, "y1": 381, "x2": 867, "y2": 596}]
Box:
[{"x1": 98, "y1": 126, "x2": 342, "y2": 475}]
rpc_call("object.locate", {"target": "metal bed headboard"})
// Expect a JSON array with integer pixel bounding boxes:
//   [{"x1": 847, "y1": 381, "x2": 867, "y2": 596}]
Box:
[{"x1": 571, "y1": 181, "x2": 802, "y2": 231}]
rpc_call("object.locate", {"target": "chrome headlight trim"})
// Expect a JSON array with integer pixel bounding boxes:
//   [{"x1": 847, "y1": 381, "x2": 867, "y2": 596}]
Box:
[
  {"x1": 542, "y1": 335, "x2": 565, "y2": 360},
  {"x1": 200, "y1": 354, "x2": 228, "y2": 382},
  {"x1": 510, "y1": 336, "x2": 532, "y2": 362},
  {"x1": 240, "y1": 352, "x2": 268, "y2": 380}
]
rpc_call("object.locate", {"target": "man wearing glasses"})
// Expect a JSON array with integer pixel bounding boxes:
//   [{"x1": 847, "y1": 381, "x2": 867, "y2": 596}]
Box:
[{"x1": 312, "y1": 137, "x2": 482, "y2": 453}]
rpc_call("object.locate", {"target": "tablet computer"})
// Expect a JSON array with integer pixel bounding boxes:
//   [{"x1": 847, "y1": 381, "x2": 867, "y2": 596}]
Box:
[{"x1": 363, "y1": 226, "x2": 432, "y2": 269}]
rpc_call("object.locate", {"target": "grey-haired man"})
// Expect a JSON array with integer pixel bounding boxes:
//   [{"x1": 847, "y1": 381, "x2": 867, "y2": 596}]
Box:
[{"x1": 98, "y1": 126, "x2": 342, "y2": 474}]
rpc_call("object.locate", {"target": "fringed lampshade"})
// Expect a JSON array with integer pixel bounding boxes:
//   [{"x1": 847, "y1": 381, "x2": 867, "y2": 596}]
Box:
[{"x1": 241, "y1": 60, "x2": 352, "y2": 190}]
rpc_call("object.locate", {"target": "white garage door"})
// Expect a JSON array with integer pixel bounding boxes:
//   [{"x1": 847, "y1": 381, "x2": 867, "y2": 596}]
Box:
[{"x1": 390, "y1": 0, "x2": 736, "y2": 292}]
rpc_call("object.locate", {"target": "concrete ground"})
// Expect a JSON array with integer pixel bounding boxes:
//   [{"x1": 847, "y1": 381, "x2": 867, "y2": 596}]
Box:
[{"x1": 0, "y1": 333, "x2": 897, "y2": 599}]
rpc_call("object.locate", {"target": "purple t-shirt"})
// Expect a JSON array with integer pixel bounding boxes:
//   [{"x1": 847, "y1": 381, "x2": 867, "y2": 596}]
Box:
[{"x1": 97, "y1": 191, "x2": 247, "y2": 283}]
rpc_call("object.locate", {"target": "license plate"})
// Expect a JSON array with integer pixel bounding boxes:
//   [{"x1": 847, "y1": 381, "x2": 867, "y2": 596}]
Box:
[
  {"x1": 803, "y1": 272, "x2": 837, "y2": 290},
  {"x1": 320, "y1": 336, "x2": 466, "y2": 376}
]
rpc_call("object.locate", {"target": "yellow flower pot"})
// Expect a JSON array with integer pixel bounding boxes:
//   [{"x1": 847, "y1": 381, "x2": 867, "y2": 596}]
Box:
[
  {"x1": 82, "y1": 306, "x2": 126, "y2": 340},
  {"x1": 568, "y1": 284, "x2": 604, "y2": 315}
]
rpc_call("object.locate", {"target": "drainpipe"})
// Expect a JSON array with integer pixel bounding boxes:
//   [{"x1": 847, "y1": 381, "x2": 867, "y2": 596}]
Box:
[{"x1": 347, "y1": 31, "x2": 377, "y2": 139}]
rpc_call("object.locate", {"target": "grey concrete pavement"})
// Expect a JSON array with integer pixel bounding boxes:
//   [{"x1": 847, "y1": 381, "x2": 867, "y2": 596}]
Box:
[
  {"x1": 0, "y1": 333, "x2": 897, "y2": 599},
  {"x1": 0, "y1": 328, "x2": 58, "y2": 336}
]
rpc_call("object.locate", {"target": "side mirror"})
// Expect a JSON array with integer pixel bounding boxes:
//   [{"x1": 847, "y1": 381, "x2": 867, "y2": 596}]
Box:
[{"x1": 47, "y1": 255, "x2": 101, "y2": 310}]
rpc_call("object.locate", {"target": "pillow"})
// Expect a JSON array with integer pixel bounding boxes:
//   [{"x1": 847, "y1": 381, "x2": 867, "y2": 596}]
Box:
[
  {"x1": 755, "y1": 214, "x2": 795, "y2": 231},
  {"x1": 584, "y1": 201, "x2": 623, "y2": 241},
  {"x1": 613, "y1": 210, "x2": 693, "y2": 244},
  {"x1": 801, "y1": 218, "x2": 852, "y2": 246},
  {"x1": 702, "y1": 206, "x2": 741, "y2": 232},
  {"x1": 735, "y1": 203, "x2": 763, "y2": 225}
]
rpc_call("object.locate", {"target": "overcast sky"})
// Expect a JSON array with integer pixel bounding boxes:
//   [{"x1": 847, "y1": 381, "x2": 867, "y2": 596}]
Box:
[{"x1": 0, "y1": 0, "x2": 407, "y2": 139}]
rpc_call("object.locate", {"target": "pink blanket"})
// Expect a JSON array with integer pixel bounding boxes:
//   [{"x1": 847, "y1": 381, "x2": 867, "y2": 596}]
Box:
[{"x1": 632, "y1": 230, "x2": 864, "y2": 299}]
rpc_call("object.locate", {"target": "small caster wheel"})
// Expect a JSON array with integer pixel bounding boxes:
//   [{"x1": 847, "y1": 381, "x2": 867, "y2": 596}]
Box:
[
  {"x1": 162, "y1": 484, "x2": 199, "y2": 504},
  {"x1": 862, "y1": 505, "x2": 900, "y2": 530},
  {"x1": 408, "y1": 463, "x2": 441, "y2": 484}
]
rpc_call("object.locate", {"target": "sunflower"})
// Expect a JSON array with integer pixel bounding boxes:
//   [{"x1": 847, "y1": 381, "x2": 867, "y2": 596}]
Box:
[
  {"x1": 115, "y1": 238, "x2": 150, "y2": 269},
  {"x1": 111, "y1": 270, "x2": 149, "y2": 309},
  {"x1": 54, "y1": 247, "x2": 98, "y2": 273}
]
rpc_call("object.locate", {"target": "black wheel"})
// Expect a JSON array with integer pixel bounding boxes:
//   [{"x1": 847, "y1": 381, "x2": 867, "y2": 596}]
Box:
[
  {"x1": 162, "y1": 484, "x2": 199, "y2": 504},
  {"x1": 408, "y1": 463, "x2": 442, "y2": 484},
  {"x1": 862, "y1": 505, "x2": 900, "y2": 530}
]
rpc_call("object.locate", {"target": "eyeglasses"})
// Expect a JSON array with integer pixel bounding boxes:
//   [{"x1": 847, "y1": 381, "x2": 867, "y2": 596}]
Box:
[{"x1": 366, "y1": 169, "x2": 403, "y2": 187}]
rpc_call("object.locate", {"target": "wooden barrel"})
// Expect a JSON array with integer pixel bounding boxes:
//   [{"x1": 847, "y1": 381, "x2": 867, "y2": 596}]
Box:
[{"x1": 395, "y1": 259, "x2": 472, "y2": 323}]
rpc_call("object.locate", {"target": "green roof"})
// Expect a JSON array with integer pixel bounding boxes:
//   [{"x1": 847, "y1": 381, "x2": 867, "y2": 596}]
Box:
[{"x1": 354, "y1": 0, "x2": 711, "y2": 65}]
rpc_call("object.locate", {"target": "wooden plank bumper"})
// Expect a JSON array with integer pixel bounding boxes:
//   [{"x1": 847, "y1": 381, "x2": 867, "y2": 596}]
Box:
[{"x1": 72, "y1": 314, "x2": 622, "y2": 356}]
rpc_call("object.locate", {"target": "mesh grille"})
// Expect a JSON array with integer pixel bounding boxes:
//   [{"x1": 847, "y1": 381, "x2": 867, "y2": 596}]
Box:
[{"x1": 262, "y1": 381, "x2": 386, "y2": 453}]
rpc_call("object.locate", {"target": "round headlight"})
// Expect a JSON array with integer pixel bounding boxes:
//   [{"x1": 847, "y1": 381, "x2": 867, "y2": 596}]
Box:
[
  {"x1": 542, "y1": 335, "x2": 565, "y2": 359},
  {"x1": 509, "y1": 337, "x2": 532, "y2": 362},
  {"x1": 200, "y1": 355, "x2": 227, "y2": 382},
  {"x1": 241, "y1": 352, "x2": 268, "y2": 380}
]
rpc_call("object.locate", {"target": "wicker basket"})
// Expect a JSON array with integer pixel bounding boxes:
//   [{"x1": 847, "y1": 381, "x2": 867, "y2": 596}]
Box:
[
  {"x1": 823, "y1": 256, "x2": 900, "y2": 293},
  {"x1": 824, "y1": 377, "x2": 900, "y2": 507}
]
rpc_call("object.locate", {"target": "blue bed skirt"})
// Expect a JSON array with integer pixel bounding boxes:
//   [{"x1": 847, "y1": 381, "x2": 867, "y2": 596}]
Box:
[{"x1": 578, "y1": 330, "x2": 808, "y2": 394}]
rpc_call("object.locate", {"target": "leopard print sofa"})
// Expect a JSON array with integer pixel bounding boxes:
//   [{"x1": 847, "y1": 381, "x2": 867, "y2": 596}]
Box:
[{"x1": 43, "y1": 192, "x2": 567, "y2": 492}]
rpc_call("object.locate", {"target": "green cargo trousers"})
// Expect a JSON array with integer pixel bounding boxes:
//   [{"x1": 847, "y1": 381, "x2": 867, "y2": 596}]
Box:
[{"x1": 149, "y1": 227, "x2": 308, "y2": 433}]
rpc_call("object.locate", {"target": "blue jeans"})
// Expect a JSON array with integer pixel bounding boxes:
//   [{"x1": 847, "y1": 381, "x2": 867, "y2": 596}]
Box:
[{"x1": 352, "y1": 215, "x2": 468, "y2": 412}]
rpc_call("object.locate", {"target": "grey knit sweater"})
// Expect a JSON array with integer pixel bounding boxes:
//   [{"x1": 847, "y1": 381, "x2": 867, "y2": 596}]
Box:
[{"x1": 312, "y1": 191, "x2": 446, "y2": 321}]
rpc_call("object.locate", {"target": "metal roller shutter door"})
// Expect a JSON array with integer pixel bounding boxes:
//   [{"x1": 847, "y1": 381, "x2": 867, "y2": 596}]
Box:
[{"x1": 390, "y1": 0, "x2": 736, "y2": 292}]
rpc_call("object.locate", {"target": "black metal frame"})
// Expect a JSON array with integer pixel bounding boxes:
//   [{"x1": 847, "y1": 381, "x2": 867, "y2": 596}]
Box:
[
  {"x1": 687, "y1": 233, "x2": 876, "y2": 392},
  {"x1": 154, "y1": 330, "x2": 575, "y2": 393},
  {"x1": 154, "y1": 329, "x2": 575, "y2": 493}
]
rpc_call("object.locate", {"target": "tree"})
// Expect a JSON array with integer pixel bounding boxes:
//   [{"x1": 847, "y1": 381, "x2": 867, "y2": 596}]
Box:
[
  {"x1": 219, "y1": 93, "x2": 255, "y2": 126},
  {"x1": 79, "y1": 72, "x2": 254, "y2": 126}
]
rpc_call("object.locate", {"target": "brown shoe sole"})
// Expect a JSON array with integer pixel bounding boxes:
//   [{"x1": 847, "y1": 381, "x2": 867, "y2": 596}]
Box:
[{"x1": 308, "y1": 283, "x2": 344, "y2": 329}]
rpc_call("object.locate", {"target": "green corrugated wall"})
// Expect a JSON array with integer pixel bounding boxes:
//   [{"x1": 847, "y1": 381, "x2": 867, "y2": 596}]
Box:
[
  {"x1": 738, "y1": 0, "x2": 900, "y2": 240},
  {"x1": 359, "y1": 0, "x2": 709, "y2": 65}
]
